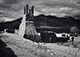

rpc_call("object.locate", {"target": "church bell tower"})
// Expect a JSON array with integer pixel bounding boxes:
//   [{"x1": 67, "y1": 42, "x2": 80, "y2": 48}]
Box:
[{"x1": 23, "y1": 4, "x2": 38, "y2": 39}]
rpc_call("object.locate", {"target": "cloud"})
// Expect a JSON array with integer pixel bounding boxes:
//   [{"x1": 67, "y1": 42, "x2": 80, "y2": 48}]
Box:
[
  {"x1": 0, "y1": 0, "x2": 24, "y2": 20},
  {"x1": 0, "y1": 0, "x2": 80, "y2": 21},
  {"x1": 0, "y1": 17, "x2": 5, "y2": 22},
  {"x1": 30, "y1": 0, "x2": 80, "y2": 17}
]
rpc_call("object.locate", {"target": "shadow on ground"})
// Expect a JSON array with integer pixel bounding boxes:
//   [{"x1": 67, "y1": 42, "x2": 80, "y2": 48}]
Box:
[{"x1": 0, "y1": 39, "x2": 17, "y2": 57}]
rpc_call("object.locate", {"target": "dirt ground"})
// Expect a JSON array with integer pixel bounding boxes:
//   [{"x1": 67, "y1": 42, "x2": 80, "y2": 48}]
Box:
[{"x1": 0, "y1": 33, "x2": 80, "y2": 57}]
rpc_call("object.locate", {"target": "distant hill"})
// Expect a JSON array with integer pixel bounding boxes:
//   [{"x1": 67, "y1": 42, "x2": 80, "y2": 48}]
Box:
[
  {"x1": 0, "y1": 17, "x2": 22, "y2": 31},
  {"x1": 34, "y1": 14, "x2": 80, "y2": 33},
  {"x1": 0, "y1": 14, "x2": 80, "y2": 33},
  {"x1": 34, "y1": 15, "x2": 79, "y2": 27}
]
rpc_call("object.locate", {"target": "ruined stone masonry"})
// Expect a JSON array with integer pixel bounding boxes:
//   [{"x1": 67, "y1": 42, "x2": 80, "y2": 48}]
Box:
[{"x1": 18, "y1": 4, "x2": 38, "y2": 39}]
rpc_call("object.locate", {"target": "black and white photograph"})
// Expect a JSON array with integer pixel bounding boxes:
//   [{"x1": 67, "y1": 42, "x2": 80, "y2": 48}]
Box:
[{"x1": 0, "y1": 0, "x2": 80, "y2": 57}]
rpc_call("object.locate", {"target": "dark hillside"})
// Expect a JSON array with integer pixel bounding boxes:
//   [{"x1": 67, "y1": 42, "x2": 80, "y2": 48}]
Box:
[
  {"x1": 34, "y1": 15, "x2": 78, "y2": 27},
  {"x1": 0, "y1": 15, "x2": 80, "y2": 33},
  {"x1": 5, "y1": 18, "x2": 22, "y2": 29},
  {"x1": 0, "y1": 18, "x2": 22, "y2": 31}
]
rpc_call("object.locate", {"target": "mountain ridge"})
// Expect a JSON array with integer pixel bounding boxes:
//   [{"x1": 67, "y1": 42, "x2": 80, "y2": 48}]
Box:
[{"x1": 0, "y1": 15, "x2": 80, "y2": 33}]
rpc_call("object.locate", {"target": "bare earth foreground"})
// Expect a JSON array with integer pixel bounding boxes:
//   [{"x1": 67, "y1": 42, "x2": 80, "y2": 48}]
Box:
[{"x1": 0, "y1": 33, "x2": 80, "y2": 57}]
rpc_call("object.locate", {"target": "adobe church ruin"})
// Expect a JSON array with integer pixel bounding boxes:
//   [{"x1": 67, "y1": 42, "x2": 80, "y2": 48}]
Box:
[
  {"x1": 18, "y1": 4, "x2": 69, "y2": 43},
  {"x1": 18, "y1": 4, "x2": 38, "y2": 39}
]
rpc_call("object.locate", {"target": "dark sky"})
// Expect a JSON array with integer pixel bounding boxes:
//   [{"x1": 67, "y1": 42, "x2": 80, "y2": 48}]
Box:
[{"x1": 0, "y1": 0, "x2": 80, "y2": 21}]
